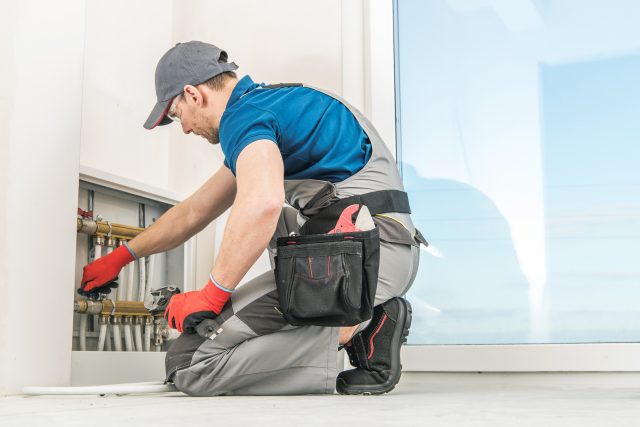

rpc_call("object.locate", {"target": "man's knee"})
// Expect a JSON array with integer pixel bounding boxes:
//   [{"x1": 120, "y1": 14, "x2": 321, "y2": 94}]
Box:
[
  {"x1": 165, "y1": 332, "x2": 207, "y2": 382},
  {"x1": 166, "y1": 334, "x2": 232, "y2": 396}
]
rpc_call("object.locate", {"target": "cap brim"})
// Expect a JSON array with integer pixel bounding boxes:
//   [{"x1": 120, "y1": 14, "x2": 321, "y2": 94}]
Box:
[{"x1": 143, "y1": 98, "x2": 173, "y2": 130}]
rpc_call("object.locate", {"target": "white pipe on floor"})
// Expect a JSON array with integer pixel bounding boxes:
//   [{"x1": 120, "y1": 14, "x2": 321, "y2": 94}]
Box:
[
  {"x1": 23, "y1": 382, "x2": 176, "y2": 396},
  {"x1": 138, "y1": 256, "x2": 147, "y2": 302},
  {"x1": 134, "y1": 320, "x2": 143, "y2": 352},
  {"x1": 123, "y1": 322, "x2": 133, "y2": 351},
  {"x1": 97, "y1": 322, "x2": 107, "y2": 351}
]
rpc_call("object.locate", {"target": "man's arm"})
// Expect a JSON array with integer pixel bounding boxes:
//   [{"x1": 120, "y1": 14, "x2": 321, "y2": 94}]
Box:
[
  {"x1": 162, "y1": 139, "x2": 284, "y2": 332},
  {"x1": 80, "y1": 164, "x2": 238, "y2": 295},
  {"x1": 210, "y1": 140, "x2": 284, "y2": 290},
  {"x1": 128, "y1": 165, "x2": 237, "y2": 257}
]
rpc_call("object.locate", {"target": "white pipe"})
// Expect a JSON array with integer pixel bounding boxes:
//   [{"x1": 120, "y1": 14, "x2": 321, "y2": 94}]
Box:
[
  {"x1": 123, "y1": 323, "x2": 133, "y2": 351},
  {"x1": 126, "y1": 261, "x2": 135, "y2": 301},
  {"x1": 138, "y1": 256, "x2": 147, "y2": 302},
  {"x1": 134, "y1": 322, "x2": 143, "y2": 352},
  {"x1": 112, "y1": 321, "x2": 122, "y2": 351},
  {"x1": 78, "y1": 315, "x2": 88, "y2": 351},
  {"x1": 23, "y1": 382, "x2": 176, "y2": 396},
  {"x1": 105, "y1": 322, "x2": 112, "y2": 351},
  {"x1": 97, "y1": 323, "x2": 107, "y2": 351},
  {"x1": 144, "y1": 322, "x2": 151, "y2": 352}
]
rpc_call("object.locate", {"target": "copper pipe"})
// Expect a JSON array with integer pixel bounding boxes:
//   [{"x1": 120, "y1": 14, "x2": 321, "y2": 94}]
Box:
[
  {"x1": 77, "y1": 218, "x2": 145, "y2": 239},
  {"x1": 74, "y1": 299, "x2": 152, "y2": 317}
]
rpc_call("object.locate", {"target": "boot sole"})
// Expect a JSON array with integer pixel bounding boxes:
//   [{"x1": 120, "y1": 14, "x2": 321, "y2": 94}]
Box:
[{"x1": 336, "y1": 298, "x2": 413, "y2": 395}]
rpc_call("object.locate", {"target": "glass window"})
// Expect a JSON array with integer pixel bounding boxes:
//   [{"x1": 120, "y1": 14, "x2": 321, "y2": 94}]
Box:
[{"x1": 395, "y1": 0, "x2": 640, "y2": 344}]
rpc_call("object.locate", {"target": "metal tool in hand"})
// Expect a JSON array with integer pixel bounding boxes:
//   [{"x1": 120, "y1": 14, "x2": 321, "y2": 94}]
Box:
[
  {"x1": 144, "y1": 286, "x2": 223, "y2": 340},
  {"x1": 144, "y1": 286, "x2": 181, "y2": 316}
]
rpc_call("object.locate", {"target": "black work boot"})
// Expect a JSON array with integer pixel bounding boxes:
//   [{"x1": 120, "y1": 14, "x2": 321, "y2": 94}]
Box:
[{"x1": 336, "y1": 297, "x2": 412, "y2": 395}]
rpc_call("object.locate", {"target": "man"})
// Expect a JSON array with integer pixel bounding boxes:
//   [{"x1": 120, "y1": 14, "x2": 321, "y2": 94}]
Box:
[{"x1": 80, "y1": 41, "x2": 421, "y2": 396}]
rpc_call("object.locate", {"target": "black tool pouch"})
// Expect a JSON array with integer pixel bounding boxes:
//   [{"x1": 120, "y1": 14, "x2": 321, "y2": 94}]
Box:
[{"x1": 275, "y1": 227, "x2": 380, "y2": 327}]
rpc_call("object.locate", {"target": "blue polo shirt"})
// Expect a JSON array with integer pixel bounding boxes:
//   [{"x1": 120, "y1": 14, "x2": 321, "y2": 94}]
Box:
[{"x1": 219, "y1": 75, "x2": 371, "y2": 182}]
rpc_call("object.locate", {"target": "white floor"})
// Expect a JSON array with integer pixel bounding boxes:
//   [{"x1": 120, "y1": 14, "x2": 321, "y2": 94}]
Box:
[{"x1": 2, "y1": 372, "x2": 639, "y2": 427}]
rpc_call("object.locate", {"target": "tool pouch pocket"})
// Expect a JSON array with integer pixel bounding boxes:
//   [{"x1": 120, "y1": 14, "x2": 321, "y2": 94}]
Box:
[{"x1": 275, "y1": 227, "x2": 380, "y2": 327}]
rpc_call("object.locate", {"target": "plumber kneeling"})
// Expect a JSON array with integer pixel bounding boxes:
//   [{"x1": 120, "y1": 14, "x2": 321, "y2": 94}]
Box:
[{"x1": 79, "y1": 41, "x2": 425, "y2": 396}]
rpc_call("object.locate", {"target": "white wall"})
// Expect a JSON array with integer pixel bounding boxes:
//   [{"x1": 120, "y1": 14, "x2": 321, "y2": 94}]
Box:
[
  {"x1": 0, "y1": 0, "x2": 14, "y2": 396},
  {"x1": 80, "y1": 1, "x2": 174, "y2": 190},
  {"x1": 0, "y1": 0, "x2": 85, "y2": 394}
]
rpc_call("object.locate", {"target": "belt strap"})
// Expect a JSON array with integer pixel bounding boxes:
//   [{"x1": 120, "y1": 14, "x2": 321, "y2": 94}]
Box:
[{"x1": 300, "y1": 189, "x2": 411, "y2": 234}]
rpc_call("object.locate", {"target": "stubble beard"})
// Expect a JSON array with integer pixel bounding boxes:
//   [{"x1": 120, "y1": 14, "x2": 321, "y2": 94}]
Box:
[{"x1": 200, "y1": 127, "x2": 220, "y2": 145}]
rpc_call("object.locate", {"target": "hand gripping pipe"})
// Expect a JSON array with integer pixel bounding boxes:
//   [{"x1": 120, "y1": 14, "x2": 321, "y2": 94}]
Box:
[{"x1": 23, "y1": 381, "x2": 177, "y2": 396}]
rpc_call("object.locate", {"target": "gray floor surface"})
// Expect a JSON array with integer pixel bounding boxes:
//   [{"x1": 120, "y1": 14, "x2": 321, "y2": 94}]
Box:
[{"x1": 1, "y1": 372, "x2": 639, "y2": 427}]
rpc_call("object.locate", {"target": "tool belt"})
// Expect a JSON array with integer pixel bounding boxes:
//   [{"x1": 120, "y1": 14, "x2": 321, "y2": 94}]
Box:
[{"x1": 274, "y1": 190, "x2": 414, "y2": 327}]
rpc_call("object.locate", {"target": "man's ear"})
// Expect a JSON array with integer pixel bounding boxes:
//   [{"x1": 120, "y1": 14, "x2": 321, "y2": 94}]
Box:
[{"x1": 183, "y1": 85, "x2": 203, "y2": 107}]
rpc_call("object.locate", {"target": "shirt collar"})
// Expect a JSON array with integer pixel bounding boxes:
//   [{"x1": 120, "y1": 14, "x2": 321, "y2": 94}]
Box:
[{"x1": 226, "y1": 75, "x2": 259, "y2": 109}]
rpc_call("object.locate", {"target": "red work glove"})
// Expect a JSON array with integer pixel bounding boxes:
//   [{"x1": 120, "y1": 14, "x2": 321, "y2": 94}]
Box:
[
  {"x1": 164, "y1": 275, "x2": 233, "y2": 333},
  {"x1": 79, "y1": 244, "x2": 136, "y2": 295}
]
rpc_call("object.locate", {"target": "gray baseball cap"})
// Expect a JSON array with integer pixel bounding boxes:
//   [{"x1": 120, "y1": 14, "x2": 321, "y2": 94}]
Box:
[{"x1": 144, "y1": 41, "x2": 238, "y2": 130}]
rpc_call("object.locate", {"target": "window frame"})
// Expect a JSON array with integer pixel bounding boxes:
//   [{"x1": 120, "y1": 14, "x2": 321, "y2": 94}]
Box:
[{"x1": 341, "y1": 0, "x2": 640, "y2": 372}]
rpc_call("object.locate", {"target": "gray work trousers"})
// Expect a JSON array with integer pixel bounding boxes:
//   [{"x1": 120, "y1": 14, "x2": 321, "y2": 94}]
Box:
[{"x1": 165, "y1": 207, "x2": 420, "y2": 396}]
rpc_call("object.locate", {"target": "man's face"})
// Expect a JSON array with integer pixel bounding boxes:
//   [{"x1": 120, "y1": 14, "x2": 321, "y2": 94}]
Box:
[{"x1": 168, "y1": 86, "x2": 221, "y2": 145}]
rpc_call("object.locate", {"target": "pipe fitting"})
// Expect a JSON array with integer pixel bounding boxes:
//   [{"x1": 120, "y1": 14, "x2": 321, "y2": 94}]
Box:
[
  {"x1": 77, "y1": 218, "x2": 144, "y2": 240},
  {"x1": 74, "y1": 299, "x2": 151, "y2": 317},
  {"x1": 153, "y1": 317, "x2": 163, "y2": 348},
  {"x1": 93, "y1": 235, "x2": 106, "y2": 247}
]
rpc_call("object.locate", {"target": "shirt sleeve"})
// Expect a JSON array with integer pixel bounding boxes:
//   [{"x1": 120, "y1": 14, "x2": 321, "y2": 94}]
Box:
[{"x1": 220, "y1": 105, "x2": 280, "y2": 175}]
